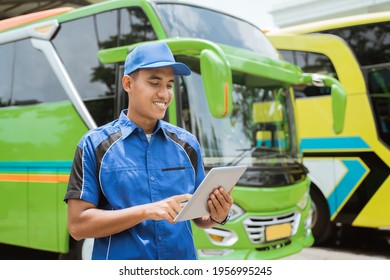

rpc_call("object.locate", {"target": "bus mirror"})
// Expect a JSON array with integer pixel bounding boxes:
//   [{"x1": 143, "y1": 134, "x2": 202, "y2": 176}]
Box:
[
  {"x1": 329, "y1": 82, "x2": 347, "y2": 134},
  {"x1": 318, "y1": 75, "x2": 346, "y2": 134},
  {"x1": 300, "y1": 73, "x2": 347, "y2": 134},
  {"x1": 200, "y1": 49, "x2": 233, "y2": 118}
]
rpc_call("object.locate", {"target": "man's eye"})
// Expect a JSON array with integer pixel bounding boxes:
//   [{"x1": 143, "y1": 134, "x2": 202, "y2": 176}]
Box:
[{"x1": 149, "y1": 82, "x2": 159, "y2": 86}]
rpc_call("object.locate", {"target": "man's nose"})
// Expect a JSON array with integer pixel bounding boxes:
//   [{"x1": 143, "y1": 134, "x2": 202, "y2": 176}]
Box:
[{"x1": 157, "y1": 86, "x2": 170, "y2": 98}]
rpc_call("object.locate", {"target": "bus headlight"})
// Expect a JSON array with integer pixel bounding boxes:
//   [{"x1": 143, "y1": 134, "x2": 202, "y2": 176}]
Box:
[
  {"x1": 304, "y1": 207, "x2": 313, "y2": 230},
  {"x1": 204, "y1": 227, "x2": 238, "y2": 246},
  {"x1": 297, "y1": 190, "x2": 309, "y2": 210},
  {"x1": 229, "y1": 203, "x2": 245, "y2": 221},
  {"x1": 203, "y1": 203, "x2": 244, "y2": 246}
]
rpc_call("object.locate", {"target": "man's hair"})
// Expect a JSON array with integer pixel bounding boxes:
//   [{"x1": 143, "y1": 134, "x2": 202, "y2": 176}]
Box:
[{"x1": 128, "y1": 70, "x2": 139, "y2": 80}]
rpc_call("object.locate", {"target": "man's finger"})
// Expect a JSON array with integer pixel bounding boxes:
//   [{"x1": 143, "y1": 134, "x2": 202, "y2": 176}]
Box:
[
  {"x1": 174, "y1": 193, "x2": 192, "y2": 203},
  {"x1": 217, "y1": 187, "x2": 233, "y2": 205}
]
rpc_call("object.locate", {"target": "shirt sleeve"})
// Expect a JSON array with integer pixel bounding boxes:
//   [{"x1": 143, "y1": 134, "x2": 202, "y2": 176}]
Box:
[{"x1": 64, "y1": 135, "x2": 101, "y2": 206}]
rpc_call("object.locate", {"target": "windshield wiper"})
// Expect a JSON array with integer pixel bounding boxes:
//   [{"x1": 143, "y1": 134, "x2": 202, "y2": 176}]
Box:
[{"x1": 228, "y1": 146, "x2": 282, "y2": 166}]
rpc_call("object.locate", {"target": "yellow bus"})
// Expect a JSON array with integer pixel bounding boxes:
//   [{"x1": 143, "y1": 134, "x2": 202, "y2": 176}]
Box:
[{"x1": 267, "y1": 12, "x2": 390, "y2": 244}]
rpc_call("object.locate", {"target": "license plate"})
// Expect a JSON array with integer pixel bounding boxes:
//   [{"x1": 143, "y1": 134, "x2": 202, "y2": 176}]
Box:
[{"x1": 265, "y1": 223, "x2": 292, "y2": 242}]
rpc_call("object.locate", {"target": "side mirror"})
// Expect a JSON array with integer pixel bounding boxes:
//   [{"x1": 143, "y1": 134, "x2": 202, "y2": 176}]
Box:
[
  {"x1": 200, "y1": 49, "x2": 233, "y2": 118},
  {"x1": 300, "y1": 73, "x2": 347, "y2": 134},
  {"x1": 329, "y1": 81, "x2": 347, "y2": 134}
]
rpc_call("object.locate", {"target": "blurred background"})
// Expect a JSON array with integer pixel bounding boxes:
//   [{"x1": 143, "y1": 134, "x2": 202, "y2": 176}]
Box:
[{"x1": 1, "y1": 0, "x2": 390, "y2": 28}]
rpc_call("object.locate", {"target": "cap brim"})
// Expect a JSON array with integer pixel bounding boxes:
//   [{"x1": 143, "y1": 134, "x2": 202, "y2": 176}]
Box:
[{"x1": 140, "y1": 61, "x2": 191, "y2": 76}]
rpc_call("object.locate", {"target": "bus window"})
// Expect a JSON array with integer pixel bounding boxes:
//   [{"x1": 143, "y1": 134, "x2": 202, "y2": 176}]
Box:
[
  {"x1": 279, "y1": 50, "x2": 337, "y2": 77},
  {"x1": 52, "y1": 7, "x2": 157, "y2": 126},
  {"x1": 156, "y1": 3, "x2": 278, "y2": 58},
  {"x1": 0, "y1": 43, "x2": 13, "y2": 107},
  {"x1": 279, "y1": 50, "x2": 335, "y2": 98},
  {"x1": 52, "y1": 11, "x2": 117, "y2": 125},
  {"x1": 12, "y1": 39, "x2": 67, "y2": 106},
  {"x1": 367, "y1": 66, "x2": 390, "y2": 145},
  {"x1": 119, "y1": 8, "x2": 157, "y2": 46},
  {"x1": 323, "y1": 22, "x2": 390, "y2": 66},
  {"x1": 368, "y1": 67, "x2": 390, "y2": 94},
  {"x1": 376, "y1": 99, "x2": 390, "y2": 136}
]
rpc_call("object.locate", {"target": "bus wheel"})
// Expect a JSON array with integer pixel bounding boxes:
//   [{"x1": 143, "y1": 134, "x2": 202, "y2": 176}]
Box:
[
  {"x1": 310, "y1": 185, "x2": 335, "y2": 245},
  {"x1": 59, "y1": 238, "x2": 94, "y2": 260}
]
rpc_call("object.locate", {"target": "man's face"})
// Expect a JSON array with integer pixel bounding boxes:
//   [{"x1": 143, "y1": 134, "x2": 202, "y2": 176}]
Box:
[{"x1": 124, "y1": 67, "x2": 174, "y2": 132}]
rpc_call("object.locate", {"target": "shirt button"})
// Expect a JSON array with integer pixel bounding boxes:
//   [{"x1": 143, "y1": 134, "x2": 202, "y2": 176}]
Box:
[
  {"x1": 158, "y1": 236, "x2": 162, "y2": 241},
  {"x1": 150, "y1": 176, "x2": 155, "y2": 181},
  {"x1": 138, "y1": 128, "x2": 142, "y2": 133}
]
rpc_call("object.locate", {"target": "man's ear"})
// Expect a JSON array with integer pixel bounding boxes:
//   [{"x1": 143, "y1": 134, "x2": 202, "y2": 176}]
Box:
[{"x1": 122, "y1": 75, "x2": 132, "y2": 93}]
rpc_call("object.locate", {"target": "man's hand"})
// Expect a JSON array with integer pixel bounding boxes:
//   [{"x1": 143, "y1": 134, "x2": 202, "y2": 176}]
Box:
[
  {"x1": 207, "y1": 187, "x2": 233, "y2": 223},
  {"x1": 67, "y1": 193, "x2": 192, "y2": 240},
  {"x1": 145, "y1": 193, "x2": 192, "y2": 223}
]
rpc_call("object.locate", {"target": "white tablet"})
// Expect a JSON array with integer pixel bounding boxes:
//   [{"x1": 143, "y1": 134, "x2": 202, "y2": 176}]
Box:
[{"x1": 174, "y1": 165, "x2": 247, "y2": 222}]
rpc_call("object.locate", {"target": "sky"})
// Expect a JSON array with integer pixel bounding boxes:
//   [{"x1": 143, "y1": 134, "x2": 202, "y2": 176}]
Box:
[{"x1": 191, "y1": 0, "x2": 288, "y2": 30}]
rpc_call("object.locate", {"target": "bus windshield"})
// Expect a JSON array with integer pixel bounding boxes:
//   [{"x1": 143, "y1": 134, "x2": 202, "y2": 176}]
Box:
[
  {"x1": 178, "y1": 63, "x2": 304, "y2": 187},
  {"x1": 155, "y1": 2, "x2": 278, "y2": 58}
]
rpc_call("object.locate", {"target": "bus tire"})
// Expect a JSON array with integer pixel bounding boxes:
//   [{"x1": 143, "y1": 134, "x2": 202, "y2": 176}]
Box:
[{"x1": 310, "y1": 184, "x2": 335, "y2": 245}]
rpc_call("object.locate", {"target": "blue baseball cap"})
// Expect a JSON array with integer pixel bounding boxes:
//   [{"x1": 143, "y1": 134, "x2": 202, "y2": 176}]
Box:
[{"x1": 124, "y1": 41, "x2": 191, "y2": 76}]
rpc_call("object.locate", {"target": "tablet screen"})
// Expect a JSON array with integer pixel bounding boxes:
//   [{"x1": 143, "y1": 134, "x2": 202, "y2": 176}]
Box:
[{"x1": 174, "y1": 165, "x2": 247, "y2": 222}]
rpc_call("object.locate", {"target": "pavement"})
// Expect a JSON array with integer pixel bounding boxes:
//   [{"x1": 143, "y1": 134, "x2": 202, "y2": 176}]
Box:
[{"x1": 282, "y1": 247, "x2": 389, "y2": 260}]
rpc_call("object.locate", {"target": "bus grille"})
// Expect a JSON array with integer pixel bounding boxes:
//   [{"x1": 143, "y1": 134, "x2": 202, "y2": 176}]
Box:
[{"x1": 243, "y1": 212, "x2": 300, "y2": 244}]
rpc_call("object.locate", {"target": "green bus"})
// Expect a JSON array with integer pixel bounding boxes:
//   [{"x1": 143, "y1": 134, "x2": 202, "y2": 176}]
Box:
[{"x1": 0, "y1": 0, "x2": 344, "y2": 259}]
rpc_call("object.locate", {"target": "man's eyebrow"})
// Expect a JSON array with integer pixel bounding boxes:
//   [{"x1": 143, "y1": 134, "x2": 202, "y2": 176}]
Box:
[
  {"x1": 148, "y1": 74, "x2": 161, "y2": 80},
  {"x1": 148, "y1": 74, "x2": 174, "y2": 83}
]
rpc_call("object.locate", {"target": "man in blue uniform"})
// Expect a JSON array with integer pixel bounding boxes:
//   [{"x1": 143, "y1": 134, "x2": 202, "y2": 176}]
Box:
[{"x1": 64, "y1": 41, "x2": 233, "y2": 259}]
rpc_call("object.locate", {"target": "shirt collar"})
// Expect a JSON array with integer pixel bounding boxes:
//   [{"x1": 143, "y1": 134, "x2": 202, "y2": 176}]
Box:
[{"x1": 118, "y1": 109, "x2": 167, "y2": 139}]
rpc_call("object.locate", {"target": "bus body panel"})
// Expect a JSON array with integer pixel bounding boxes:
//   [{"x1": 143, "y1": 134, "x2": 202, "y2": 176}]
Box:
[{"x1": 0, "y1": 102, "x2": 88, "y2": 252}]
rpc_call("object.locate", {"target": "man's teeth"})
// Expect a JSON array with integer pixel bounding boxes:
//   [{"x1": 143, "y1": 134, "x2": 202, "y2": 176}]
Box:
[{"x1": 154, "y1": 101, "x2": 166, "y2": 108}]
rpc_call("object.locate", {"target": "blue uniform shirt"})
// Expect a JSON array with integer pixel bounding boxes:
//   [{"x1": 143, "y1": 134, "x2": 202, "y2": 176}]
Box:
[{"x1": 65, "y1": 110, "x2": 205, "y2": 260}]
